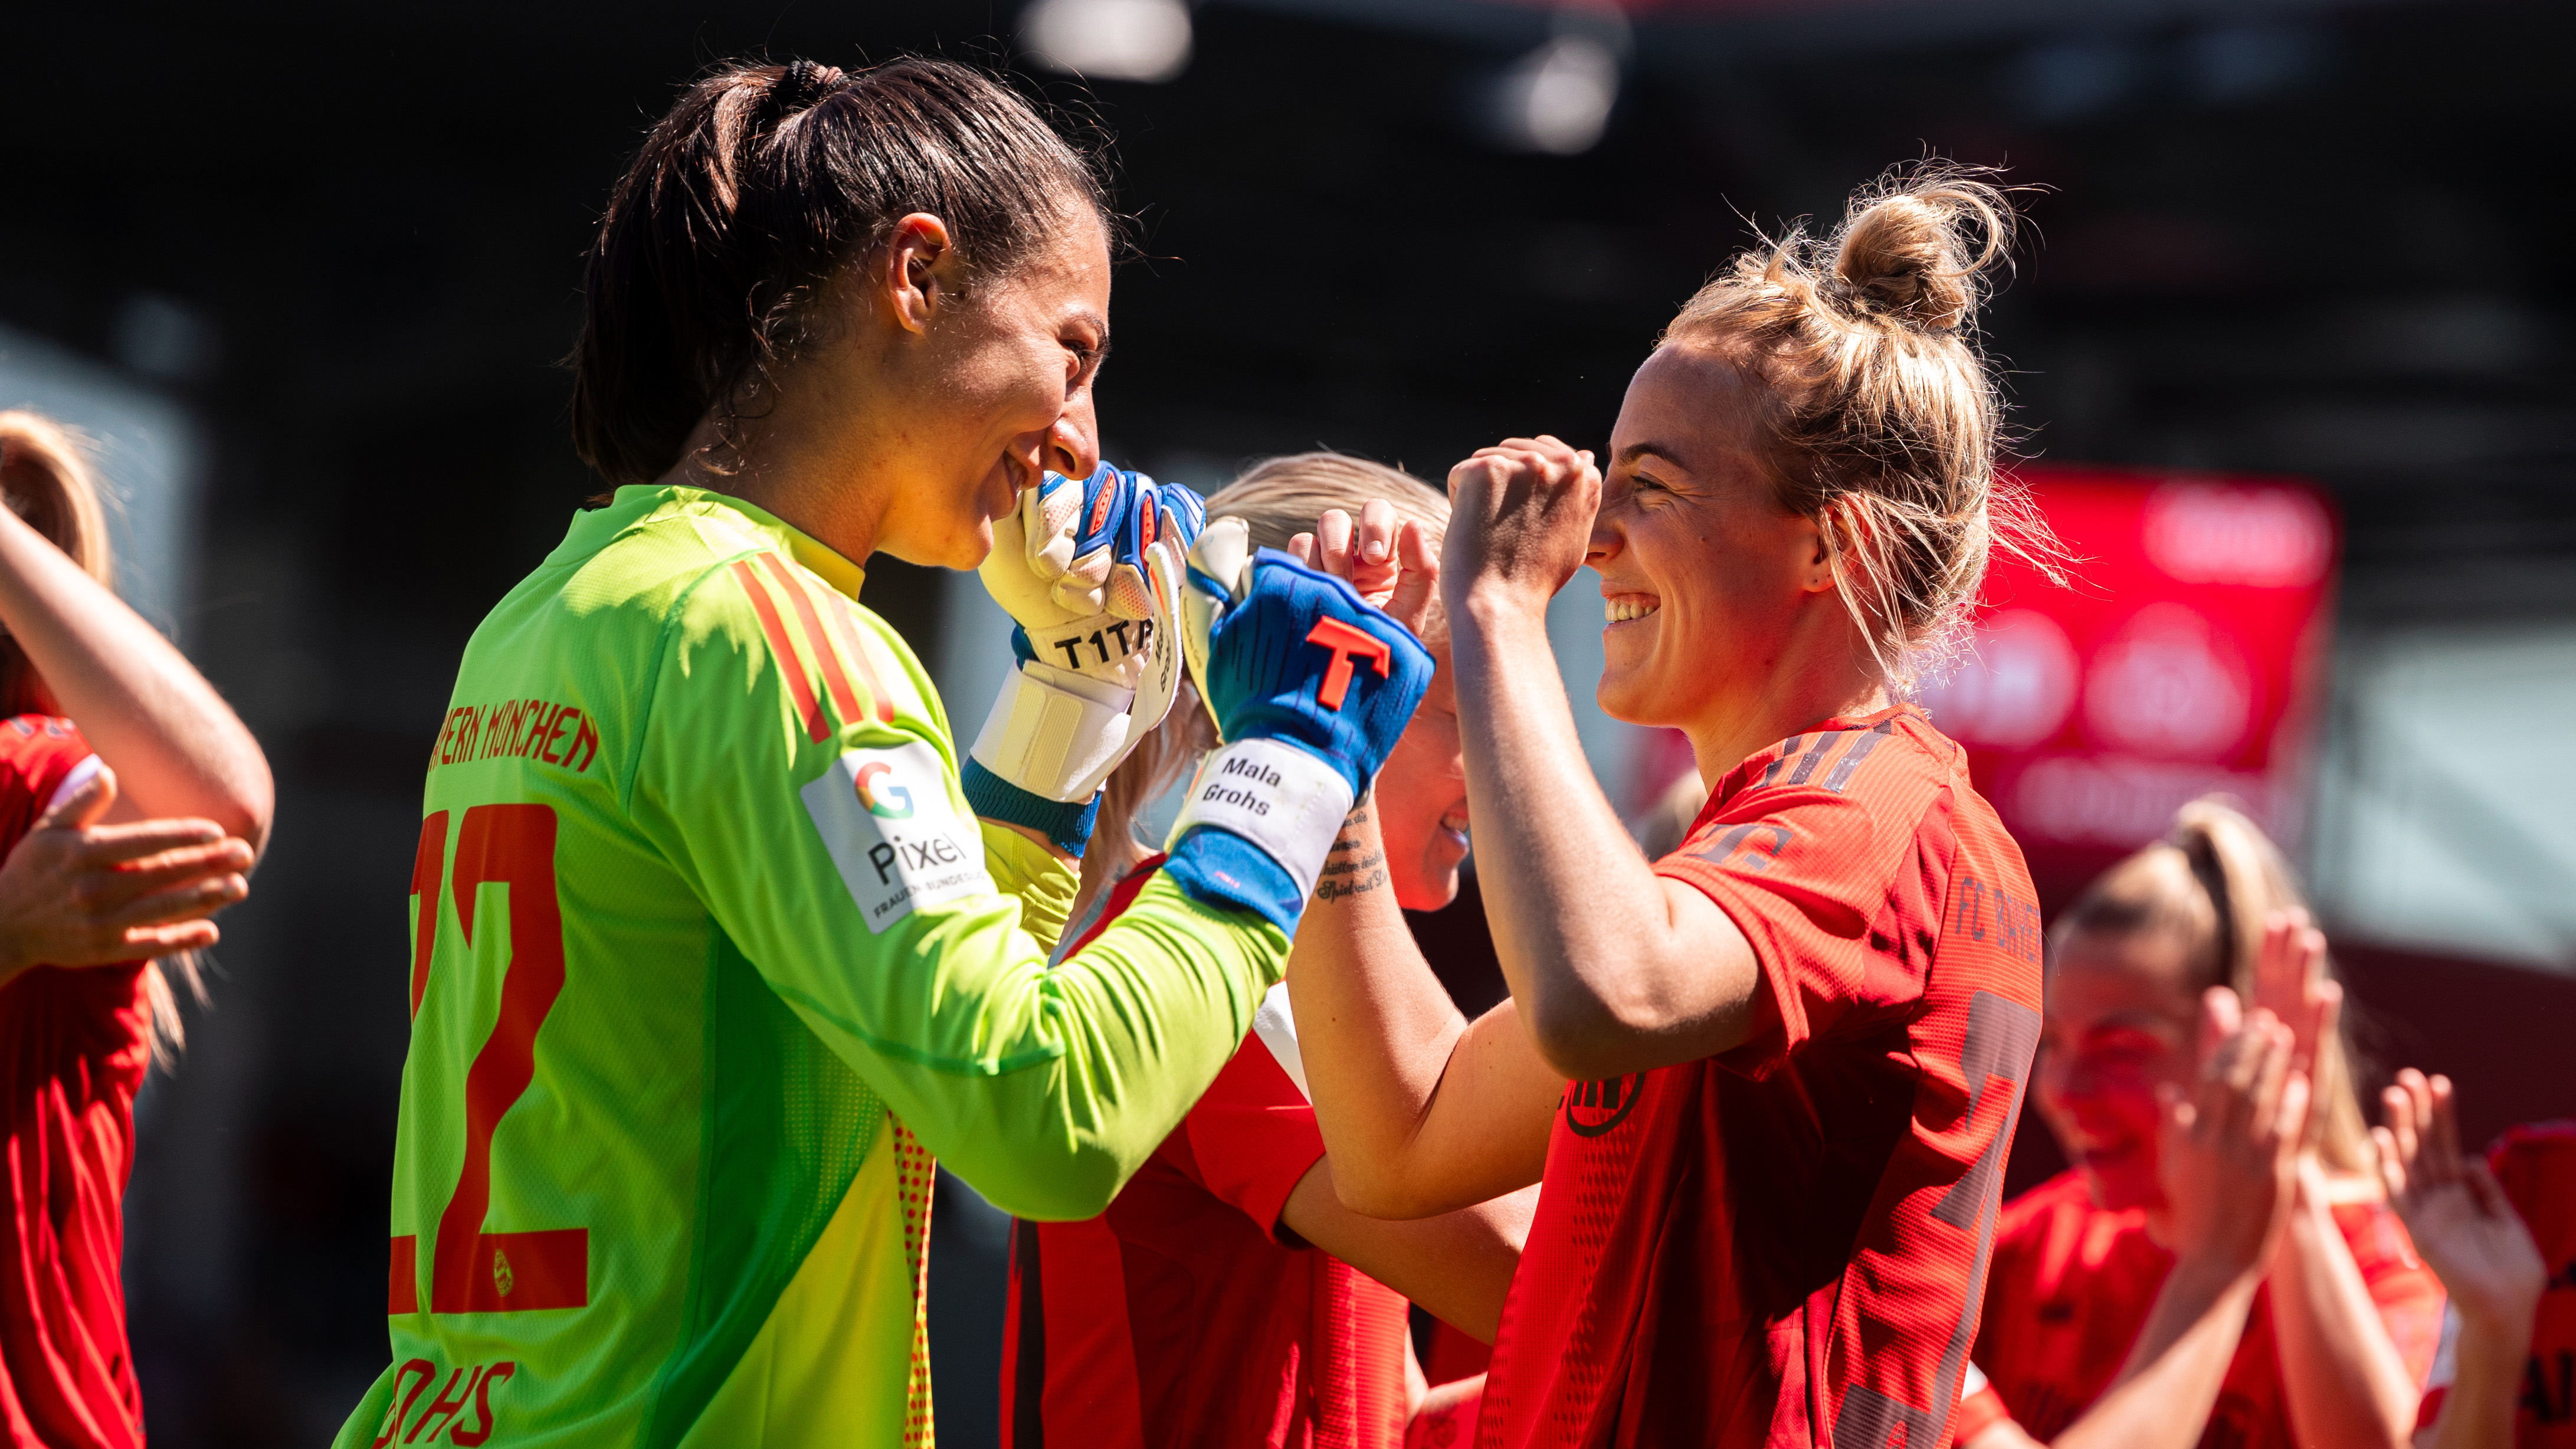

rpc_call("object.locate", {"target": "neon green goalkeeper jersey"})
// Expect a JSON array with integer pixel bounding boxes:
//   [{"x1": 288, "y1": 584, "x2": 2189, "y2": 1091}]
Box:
[{"x1": 337, "y1": 485, "x2": 1287, "y2": 1449}]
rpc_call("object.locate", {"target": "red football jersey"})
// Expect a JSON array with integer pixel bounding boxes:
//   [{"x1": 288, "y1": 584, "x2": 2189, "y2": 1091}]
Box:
[
  {"x1": 1957, "y1": 1168, "x2": 2445, "y2": 1447},
  {"x1": 2416, "y1": 1121, "x2": 2576, "y2": 1446},
  {"x1": 0, "y1": 715, "x2": 151, "y2": 1449},
  {"x1": 1002, "y1": 861, "x2": 1417, "y2": 1449},
  {"x1": 1476, "y1": 704, "x2": 2045, "y2": 1449}
]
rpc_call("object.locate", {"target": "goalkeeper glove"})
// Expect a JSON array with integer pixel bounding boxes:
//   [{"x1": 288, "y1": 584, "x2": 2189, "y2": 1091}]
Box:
[
  {"x1": 1162, "y1": 517, "x2": 1433, "y2": 934},
  {"x1": 965, "y1": 463, "x2": 1205, "y2": 854}
]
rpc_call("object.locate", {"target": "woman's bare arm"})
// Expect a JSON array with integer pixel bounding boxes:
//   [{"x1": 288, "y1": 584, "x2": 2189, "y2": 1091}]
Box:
[
  {"x1": 2246, "y1": 916, "x2": 2420, "y2": 1449},
  {"x1": 1282, "y1": 508, "x2": 1561, "y2": 1219},
  {"x1": 0, "y1": 505, "x2": 271, "y2": 854},
  {"x1": 1444, "y1": 438, "x2": 1762, "y2": 1080},
  {"x1": 2379, "y1": 1070, "x2": 2542, "y2": 1449},
  {"x1": 1288, "y1": 803, "x2": 1561, "y2": 1220},
  {"x1": 1280, "y1": 1161, "x2": 1536, "y2": 1342},
  {"x1": 2266, "y1": 1166, "x2": 2424, "y2": 1449}
]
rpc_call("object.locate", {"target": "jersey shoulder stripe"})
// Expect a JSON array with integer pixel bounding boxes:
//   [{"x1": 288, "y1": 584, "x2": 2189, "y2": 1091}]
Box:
[{"x1": 719, "y1": 549, "x2": 926, "y2": 746}]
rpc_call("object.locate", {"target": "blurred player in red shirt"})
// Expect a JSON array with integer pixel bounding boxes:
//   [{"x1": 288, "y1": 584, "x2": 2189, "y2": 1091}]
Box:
[
  {"x1": 1953, "y1": 804, "x2": 2443, "y2": 1449},
  {"x1": 1003, "y1": 454, "x2": 1531, "y2": 1449},
  {"x1": 0, "y1": 411, "x2": 270, "y2": 1446},
  {"x1": 2377, "y1": 1071, "x2": 2571, "y2": 1449},
  {"x1": 1288, "y1": 167, "x2": 2051, "y2": 1447}
]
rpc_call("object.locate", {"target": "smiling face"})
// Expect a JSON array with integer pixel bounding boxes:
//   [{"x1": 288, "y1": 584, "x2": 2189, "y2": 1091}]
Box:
[
  {"x1": 1371, "y1": 626, "x2": 1469, "y2": 910},
  {"x1": 866, "y1": 207, "x2": 1112, "y2": 569},
  {"x1": 1588, "y1": 345, "x2": 1840, "y2": 739},
  {"x1": 2034, "y1": 929, "x2": 2204, "y2": 1212}
]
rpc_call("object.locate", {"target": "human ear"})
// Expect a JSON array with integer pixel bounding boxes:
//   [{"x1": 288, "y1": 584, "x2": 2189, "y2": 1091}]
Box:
[
  {"x1": 881, "y1": 212, "x2": 955, "y2": 335},
  {"x1": 1795, "y1": 509, "x2": 1840, "y2": 595}
]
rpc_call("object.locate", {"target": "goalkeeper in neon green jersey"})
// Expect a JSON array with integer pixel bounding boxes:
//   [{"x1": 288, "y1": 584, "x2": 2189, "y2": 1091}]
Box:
[{"x1": 336, "y1": 57, "x2": 1431, "y2": 1449}]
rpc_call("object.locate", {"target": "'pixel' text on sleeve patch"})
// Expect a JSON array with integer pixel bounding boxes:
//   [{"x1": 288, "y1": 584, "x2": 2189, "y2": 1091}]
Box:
[{"x1": 801, "y1": 740, "x2": 995, "y2": 934}]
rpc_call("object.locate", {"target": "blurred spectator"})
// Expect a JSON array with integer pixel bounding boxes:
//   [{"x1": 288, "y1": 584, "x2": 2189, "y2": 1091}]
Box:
[
  {"x1": 2375, "y1": 1073, "x2": 2567, "y2": 1449},
  {"x1": 1956, "y1": 799, "x2": 2438, "y2": 1449},
  {"x1": 0, "y1": 410, "x2": 270, "y2": 1448}
]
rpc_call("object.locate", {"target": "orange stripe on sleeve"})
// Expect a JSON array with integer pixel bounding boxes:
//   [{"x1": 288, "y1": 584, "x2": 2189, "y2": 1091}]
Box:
[
  {"x1": 729, "y1": 559, "x2": 829, "y2": 743},
  {"x1": 758, "y1": 553, "x2": 866, "y2": 727},
  {"x1": 819, "y1": 591, "x2": 899, "y2": 724}
]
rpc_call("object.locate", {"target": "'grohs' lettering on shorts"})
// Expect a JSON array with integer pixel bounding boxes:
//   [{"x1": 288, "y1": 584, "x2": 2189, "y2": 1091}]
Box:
[
  {"x1": 373, "y1": 1358, "x2": 514, "y2": 1447},
  {"x1": 430, "y1": 699, "x2": 600, "y2": 773},
  {"x1": 1198, "y1": 753, "x2": 1286, "y2": 816},
  {"x1": 1563, "y1": 1073, "x2": 1647, "y2": 1137},
  {"x1": 1949, "y1": 874, "x2": 2043, "y2": 965}
]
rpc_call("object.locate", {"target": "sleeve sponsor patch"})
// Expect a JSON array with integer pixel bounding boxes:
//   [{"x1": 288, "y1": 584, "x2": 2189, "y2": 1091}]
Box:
[{"x1": 800, "y1": 740, "x2": 995, "y2": 935}]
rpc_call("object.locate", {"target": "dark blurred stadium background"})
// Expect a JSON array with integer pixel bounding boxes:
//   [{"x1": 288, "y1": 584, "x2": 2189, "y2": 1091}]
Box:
[{"x1": 4, "y1": 0, "x2": 2572, "y2": 1442}]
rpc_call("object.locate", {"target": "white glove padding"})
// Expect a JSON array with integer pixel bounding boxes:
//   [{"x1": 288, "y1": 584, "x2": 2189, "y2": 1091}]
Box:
[
  {"x1": 971, "y1": 465, "x2": 1201, "y2": 805},
  {"x1": 1177, "y1": 514, "x2": 1253, "y2": 732},
  {"x1": 979, "y1": 464, "x2": 1203, "y2": 694},
  {"x1": 969, "y1": 548, "x2": 1185, "y2": 804}
]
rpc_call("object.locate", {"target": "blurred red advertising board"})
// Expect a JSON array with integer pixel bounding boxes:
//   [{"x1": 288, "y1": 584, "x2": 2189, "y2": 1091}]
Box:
[{"x1": 1916, "y1": 465, "x2": 2339, "y2": 912}]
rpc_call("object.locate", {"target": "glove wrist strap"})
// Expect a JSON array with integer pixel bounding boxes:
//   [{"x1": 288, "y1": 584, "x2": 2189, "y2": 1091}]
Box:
[
  {"x1": 1164, "y1": 737, "x2": 1355, "y2": 904},
  {"x1": 969, "y1": 661, "x2": 1137, "y2": 805}
]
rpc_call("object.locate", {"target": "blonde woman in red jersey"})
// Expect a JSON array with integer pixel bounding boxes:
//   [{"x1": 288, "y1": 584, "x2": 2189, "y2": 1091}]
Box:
[
  {"x1": 1952, "y1": 802, "x2": 2442, "y2": 1449},
  {"x1": 1289, "y1": 166, "x2": 2062, "y2": 1447},
  {"x1": 2378, "y1": 1073, "x2": 2567, "y2": 1449},
  {"x1": 1002, "y1": 453, "x2": 1529, "y2": 1449},
  {"x1": 0, "y1": 411, "x2": 271, "y2": 1447}
]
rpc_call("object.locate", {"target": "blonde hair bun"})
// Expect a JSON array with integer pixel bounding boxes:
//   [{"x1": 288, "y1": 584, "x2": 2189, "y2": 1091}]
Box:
[
  {"x1": 1829, "y1": 173, "x2": 2011, "y2": 334},
  {"x1": 1657, "y1": 160, "x2": 2051, "y2": 690}
]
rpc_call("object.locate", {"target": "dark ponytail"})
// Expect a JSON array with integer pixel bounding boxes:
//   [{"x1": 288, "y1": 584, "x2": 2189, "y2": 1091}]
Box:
[{"x1": 571, "y1": 57, "x2": 1112, "y2": 486}]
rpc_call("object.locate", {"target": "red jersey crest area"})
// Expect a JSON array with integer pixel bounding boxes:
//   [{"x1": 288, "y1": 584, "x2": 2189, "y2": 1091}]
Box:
[{"x1": 1478, "y1": 704, "x2": 2044, "y2": 1449}]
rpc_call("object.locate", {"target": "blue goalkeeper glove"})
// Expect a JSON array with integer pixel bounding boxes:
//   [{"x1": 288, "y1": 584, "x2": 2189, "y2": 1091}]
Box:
[
  {"x1": 1161, "y1": 517, "x2": 1433, "y2": 934},
  {"x1": 966, "y1": 464, "x2": 1205, "y2": 854}
]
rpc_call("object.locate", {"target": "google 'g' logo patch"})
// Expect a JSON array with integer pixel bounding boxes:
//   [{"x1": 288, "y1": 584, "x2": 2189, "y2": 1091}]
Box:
[{"x1": 853, "y1": 761, "x2": 916, "y2": 819}]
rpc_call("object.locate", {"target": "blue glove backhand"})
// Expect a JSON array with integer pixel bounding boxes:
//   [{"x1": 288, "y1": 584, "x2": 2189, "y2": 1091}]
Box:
[
  {"x1": 1194, "y1": 548, "x2": 1431, "y2": 798},
  {"x1": 1161, "y1": 532, "x2": 1433, "y2": 935}
]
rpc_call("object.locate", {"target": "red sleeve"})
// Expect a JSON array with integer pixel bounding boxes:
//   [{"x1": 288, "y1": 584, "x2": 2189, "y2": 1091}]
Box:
[
  {"x1": 1077, "y1": 852, "x2": 1328, "y2": 1241},
  {"x1": 2335, "y1": 1201, "x2": 2449, "y2": 1386},
  {"x1": 0, "y1": 716, "x2": 96, "y2": 850},
  {"x1": 1163, "y1": 1036, "x2": 1327, "y2": 1245},
  {"x1": 1651, "y1": 719, "x2": 1944, "y2": 1076}
]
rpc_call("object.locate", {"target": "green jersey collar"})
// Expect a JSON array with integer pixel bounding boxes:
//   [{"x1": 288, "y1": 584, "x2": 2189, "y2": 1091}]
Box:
[{"x1": 584, "y1": 484, "x2": 870, "y2": 602}]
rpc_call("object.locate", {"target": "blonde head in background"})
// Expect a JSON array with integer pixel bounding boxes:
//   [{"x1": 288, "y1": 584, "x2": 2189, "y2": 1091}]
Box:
[{"x1": 2037, "y1": 799, "x2": 2374, "y2": 1216}]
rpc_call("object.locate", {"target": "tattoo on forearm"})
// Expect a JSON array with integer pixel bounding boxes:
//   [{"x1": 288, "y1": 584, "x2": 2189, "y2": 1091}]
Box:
[
  {"x1": 1314, "y1": 805, "x2": 1388, "y2": 899},
  {"x1": 1313, "y1": 867, "x2": 1387, "y2": 901}
]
